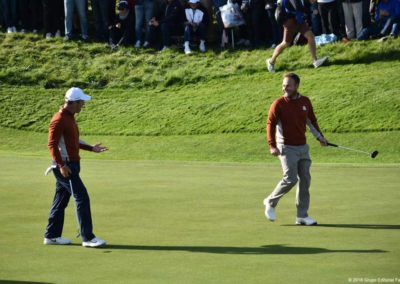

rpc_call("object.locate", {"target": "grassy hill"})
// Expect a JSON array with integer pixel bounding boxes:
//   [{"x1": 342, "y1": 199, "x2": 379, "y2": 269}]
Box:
[{"x1": 0, "y1": 33, "x2": 399, "y2": 163}]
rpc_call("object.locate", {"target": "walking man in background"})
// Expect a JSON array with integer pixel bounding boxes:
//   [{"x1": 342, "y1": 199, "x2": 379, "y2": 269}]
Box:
[
  {"x1": 44, "y1": 87, "x2": 108, "y2": 247},
  {"x1": 263, "y1": 73, "x2": 328, "y2": 225},
  {"x1": 266, "y1": 0, "x2": 328, "y2": 72}
]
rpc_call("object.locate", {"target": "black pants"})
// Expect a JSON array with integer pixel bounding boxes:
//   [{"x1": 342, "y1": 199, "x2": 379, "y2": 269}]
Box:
[
  {"x1": 42, "y1": 0, "x2": 64, "y2": 35},
  {"x1": 318, "y1": 1, "x2": 341, "y2": 37},
  {"x1": 19, "y1": 0, "x2": 42, "y2": 30}
]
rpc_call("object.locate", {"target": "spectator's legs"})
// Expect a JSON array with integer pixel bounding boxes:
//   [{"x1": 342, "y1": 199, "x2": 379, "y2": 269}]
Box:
[
  {"x1": 318, "y1": 2, "x2": 330, "y2": 34},
  {"x1": 75, "y1": 0, "x2": 88, "y2": 39},
  {"x1": 2, "y1": 0, "x2": 17, "y2": 30},
  {"x1": 327, "y1": 1, "x2": 341, "y2": 37},
  {"x1": 198, "y1": 22, "x2": 207, "y2": 41},
  {"x1": 342, "y1": 1, "x2": 356, "y2": 38},
  {"x1": 42, "y1": 0, "x2": 51, "y2": 34},
  {"x1": 64, "y1": 0, "x2": 75, "y2": 38},
  {"x1": 184, "y1": 25, "x2": 192, "y2": 43},
  {"x1": 380, "y1": 17, "x2": 394, "y2": 36},
  {"x1": 19, "y1": 0, "x2": 30, "y2": 31},
  {"x1": 352, "y1": 1, "x2": 364, "y2": 37},
  {"x1": 31, "y1": 0, "x2": 42, "y2": 32},
  {"x1": 310, "y1": 2, "x2": 322, "y2": 36},
  {"x1": 56, "y1": 0, "x2": 65, "y2": 35},
  {"x1": 92, "y1": 0, "x2": 109, "y2": 41},
  {"x1": 390, "y1": 17, "x2": 400, "y2": 36},
  {"x1": 266, "y1": 8, "x2": 282, "y2": 46},
  {"x1": 144, "y1": 0, "x2": 153, "y2": 43},
  {"x1": 135, "y1": 4, "x2": 144, "y2": 43},
  {"x1": 161, "y1": 22, "x2": 171, "y2": 47}
]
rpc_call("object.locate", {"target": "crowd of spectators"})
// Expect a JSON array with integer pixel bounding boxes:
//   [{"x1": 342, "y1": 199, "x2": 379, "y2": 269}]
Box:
[{"x1": 0, "y1": 0, "x2": 399, "y2": 53}]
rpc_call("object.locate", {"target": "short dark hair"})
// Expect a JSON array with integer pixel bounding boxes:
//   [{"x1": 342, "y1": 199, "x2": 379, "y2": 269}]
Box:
[{"x1": 283, "y1": 73, "x2": 300, "y2": 85}]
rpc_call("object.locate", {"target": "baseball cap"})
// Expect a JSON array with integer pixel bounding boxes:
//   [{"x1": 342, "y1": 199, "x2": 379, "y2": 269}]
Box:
[
  {"x1": 65, "y1": 87, "x2": 91, "y2": 102},
  {"x1": 188, "y1": 0, "x2": 200, "y2": 3},
  {"x1": 118, "y1": 0, "x2": 129, "y2": 10}
]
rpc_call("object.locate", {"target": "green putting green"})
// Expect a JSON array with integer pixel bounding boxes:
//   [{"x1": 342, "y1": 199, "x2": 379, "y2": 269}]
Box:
[{"x1": 0, "y1": 155, "x2": 399, "y2": 283}]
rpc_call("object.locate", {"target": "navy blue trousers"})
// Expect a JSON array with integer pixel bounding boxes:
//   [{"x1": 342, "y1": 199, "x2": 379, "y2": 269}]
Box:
[{"x1": 44, "y1": 162, "x2": 95, "y2": 242}]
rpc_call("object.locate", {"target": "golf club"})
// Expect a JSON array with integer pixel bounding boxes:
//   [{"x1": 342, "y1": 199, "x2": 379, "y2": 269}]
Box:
[
  {"x1": 327, "y1": 142, "x2": 379, "y2": 158},
  {"x1": 69, "y1": 179, "x2": 81, "y2": 238}
]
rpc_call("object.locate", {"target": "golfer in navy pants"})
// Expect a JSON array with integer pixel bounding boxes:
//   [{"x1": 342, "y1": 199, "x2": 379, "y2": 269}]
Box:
[{"x1": 44, "y1": 87, "x2": 108, "y2": 248}]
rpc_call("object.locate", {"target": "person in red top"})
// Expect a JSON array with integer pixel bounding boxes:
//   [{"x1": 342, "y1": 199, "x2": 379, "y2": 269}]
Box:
[
  {"x1": 44, "y1": 87, "x2": 109, "y2": 247},
  {"x1": 263, "y1": 73, "x2": 328, "y2": 225}
]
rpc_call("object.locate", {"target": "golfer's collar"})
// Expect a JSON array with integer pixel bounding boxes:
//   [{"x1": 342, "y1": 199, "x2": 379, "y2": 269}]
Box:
[
  {"x1": 61, "y1": 107, "x2": 74, "y2": 116},
  {"x1": 284, "y1": 93, "x2": 301, "y2": 101}
]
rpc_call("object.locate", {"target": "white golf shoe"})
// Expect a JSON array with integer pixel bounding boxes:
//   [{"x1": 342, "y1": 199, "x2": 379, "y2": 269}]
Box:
[
  {"x1": 82, "y1": 237, "x2": 106, "y2": 248},
  {"x1": 266, "y1": 58, "x2": 276, "y2": 73},
  {"x1": 313, "y1": 56, "x2": 328, "y2": 68},
  {"x1": 44, "y1": 237, "x2": 72, "y2": 245},
  {"x1": 296, "y1": 217, "x2": 317, "y2": 226},
  {"x1": 263, "y1": 199, "x2": 276, "y2": 221}
]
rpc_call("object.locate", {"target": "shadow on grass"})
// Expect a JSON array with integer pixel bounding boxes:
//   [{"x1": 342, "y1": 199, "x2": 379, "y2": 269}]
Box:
[
  {"x1": 98, "y1": 244, "x2": 386, "y2": 255},
  {"x1": 330, "y1": 49, "x2": 400, "y2": 66},
  {"x1": 283, "y1": 224, "x2": 400, "y2": 230},
  {"x1": 0, "y1": 281, "x2": 53, "y2": 284}
]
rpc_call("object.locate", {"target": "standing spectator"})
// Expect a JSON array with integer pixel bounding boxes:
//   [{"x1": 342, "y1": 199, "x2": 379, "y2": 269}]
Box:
[
  {"x1": 43, "y1": 0, "x2": 64, "y2": 38},
  {"x1": 317, "y1": 0, "x2": 342, "y2": 37},
  {"x1": 19, "y1": 0, "x2": 42, "y2": 33},
  {"x1": 64, "y1": 0, "x2": 89, "y2": 40},
  {"x1": 263, "y1": 73, "x2": 328, "y2": 225},
  {"x1": 147, "y1": 0, "x2": 184, "y2": 50},
  {"x1": 213, "y1": 0, "x2": 229, "y2": 47},
  {"x1": 241, "y1": 0, "x2": 265, "y2": 47},
  {"x1": 342, "y1": 0, "x2": 364, "y2": 39},
  {"x1": 44, "y1": 87, "x2": 108, "y2": 248},
  {"x1": 184, "y1": 0, "x2": 208, "y2": 54},
  {"x1": 109, "y1": 0, "x2": 134, "y2": 47},
  {"x1": 309, "y1": 0, "x2": 322, "y2": 35},
  {"x1": 265, "y1": 0, "x2": 283, "y2": 47},
  {"x1": 266, "y1": 0, "x2": 328, "y2": 72},
  {"x1": 135, "y1": 0, "x2": 154, "y2": 47},
  {"x1": 92, "y1": 0, "x2": 111, "y2": 42},
  {"x1": 1, "y1": 0, "x2": 17, "y2": 33}
]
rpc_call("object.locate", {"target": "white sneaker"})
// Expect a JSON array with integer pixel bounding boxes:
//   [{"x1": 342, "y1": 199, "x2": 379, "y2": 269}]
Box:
[
  {"x1": 161, "y1": 46, "x2": 169, "y2": 52},
  {"x1": 7, "y1": 27, "x2": 13, "y2": 33},
  {"x1": 135, "y1": 40, "x2": 141, "y2": 48},
  {"x1": 12, "y1": 26, "x2": 17, "y2": 33},
  {"x1": 44, "y1": 237, "x2": 72, "y2": 245},
  {"x1": 184, "y1": 46, "x2": 192, "y2": 54},
  {"x1": 20, "y1": 29, "x2": 27, "y2": 33},
  {"x1": 313, "y1": 56, "x2": 328, "y2": 68},
  {"x1": 199, "y1": 41, "x2": 206, "y2": 52},
  {"x1": 143, "y1": 41, "x2": 150, "y2": 48},
  {"x1": 266, "y1": 58, "x2": 275, "y2": 73},
  {"x1": 45, "y1": 33, "x2": 52, "y2": 39},
  {"x1": 296, "y1": 216, "x2": 317, "y2": 226},
  {"x1": 82, "y1": 237, "x2": 106, "y2": 248},
  {"x1": 32, "y1": 29, "x2": 38, "y2": 34},
  {"x1": 263, "y1": 199, "x2": 276, "y2": 221},
  {"x1": 55, "y1": 30, "x2": 61, "y2": 37}
]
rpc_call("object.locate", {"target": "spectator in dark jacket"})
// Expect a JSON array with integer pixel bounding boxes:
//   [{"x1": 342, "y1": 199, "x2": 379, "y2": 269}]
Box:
[
  {"x1": 109, "y1": 0, "x2": 135, "y2": 47},
  {"x1": 148, "y1": 0, "x2": 184, "y2": 50}
]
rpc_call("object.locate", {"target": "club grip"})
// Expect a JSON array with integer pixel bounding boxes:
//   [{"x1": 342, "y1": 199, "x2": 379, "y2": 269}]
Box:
[{"x1": 327, "y1": 142, "x2": 338, "y2": 147}]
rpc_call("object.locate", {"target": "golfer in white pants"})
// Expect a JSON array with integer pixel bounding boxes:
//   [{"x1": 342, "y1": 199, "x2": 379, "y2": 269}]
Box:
[{"x1": 264, "y1": 73, "x2": 328, "y2": 225}]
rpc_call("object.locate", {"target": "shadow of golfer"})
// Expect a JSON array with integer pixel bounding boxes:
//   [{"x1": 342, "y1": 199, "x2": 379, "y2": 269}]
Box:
[
  {"x1": 282, "y1": 224, "x2": 400, "y2": 230},
  {"x1": 101, "y1": 244, "x2": 386, "y2": 255},
  {"x1": 0, "y1": 281, "x2": 53, "y2": 284}
]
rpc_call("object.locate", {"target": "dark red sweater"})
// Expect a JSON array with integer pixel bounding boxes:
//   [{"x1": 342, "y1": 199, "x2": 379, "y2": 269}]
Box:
[
  {"x1": 48, "y1": 108, "x2": 93, "y2": 167},
  {"x1": 266, "y1": 95, "x2": 323, "y2": 148}
]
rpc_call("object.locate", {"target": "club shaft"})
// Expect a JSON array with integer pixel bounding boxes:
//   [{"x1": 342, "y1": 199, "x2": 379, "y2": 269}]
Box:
[{"x1": 336, "y1": 145, "x2": 371, "y2": 155}]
